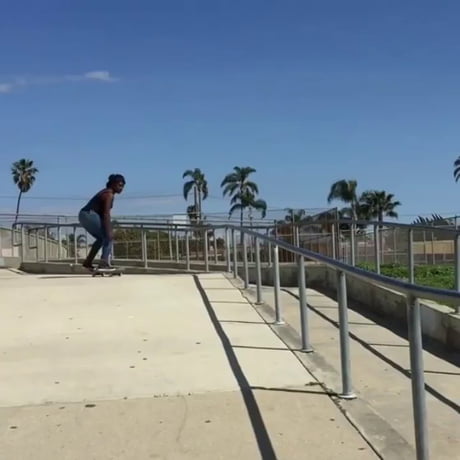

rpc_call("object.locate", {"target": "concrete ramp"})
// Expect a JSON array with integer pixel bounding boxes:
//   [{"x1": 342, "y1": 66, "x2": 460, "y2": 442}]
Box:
[{"x1": 0, "y1": 273, "x2": 375, "y2": 459}]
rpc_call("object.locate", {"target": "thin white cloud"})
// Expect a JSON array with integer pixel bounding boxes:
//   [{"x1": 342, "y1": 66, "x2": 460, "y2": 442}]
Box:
[
  {"x1": 0, "y1": 83, "x2": 13, "y2": 93},
  {"x1": 0, "y1": 70, "x2": 118, "y2": 94},
  {"x1": 84, "y1": 71, "x2": 116, "y2": 82}
]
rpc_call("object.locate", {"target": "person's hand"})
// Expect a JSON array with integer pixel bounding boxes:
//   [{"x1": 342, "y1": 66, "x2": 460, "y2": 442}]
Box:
[{"x1": 106, "y1": 229, "x2": 114, "y2": 241}]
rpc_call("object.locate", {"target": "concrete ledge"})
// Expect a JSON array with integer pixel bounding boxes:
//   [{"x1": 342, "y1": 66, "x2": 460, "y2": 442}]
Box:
[
  {"x1": 0, "y1": 257, "x2": 21, "y2": 269},
  {"x1": 20, "y1": 262, "x2": 201, "y2": 276}
]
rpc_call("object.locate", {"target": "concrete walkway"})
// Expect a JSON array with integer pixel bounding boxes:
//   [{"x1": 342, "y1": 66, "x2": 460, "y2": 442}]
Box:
[
  {"x1": 243, "y1": 282, "x2": 460, "y2": 460},
  {"x1": 0, "y1": 270, "x2": 375, "y2": 460}
]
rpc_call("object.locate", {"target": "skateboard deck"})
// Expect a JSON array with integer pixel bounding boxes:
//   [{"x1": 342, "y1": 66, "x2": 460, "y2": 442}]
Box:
[
  {"x1": 68, "y1": 264, "x2": 124, "y2": 277},
  {"x1": 91, "y1": 267, "x2": 124, "y2": 277}
]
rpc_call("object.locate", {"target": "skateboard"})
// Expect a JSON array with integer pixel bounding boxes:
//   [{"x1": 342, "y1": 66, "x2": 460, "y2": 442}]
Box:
[
  {"x1": 91, "y1": 267, "x2": 124, "y2": 277},
  {"x1": 68, "y1": 263, "x2": 124, "y2": 277}
]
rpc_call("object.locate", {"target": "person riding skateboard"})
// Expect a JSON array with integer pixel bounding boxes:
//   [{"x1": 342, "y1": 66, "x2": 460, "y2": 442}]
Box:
[{"x1": 78, "y1": 174, "x2": 126, "y2": 270}]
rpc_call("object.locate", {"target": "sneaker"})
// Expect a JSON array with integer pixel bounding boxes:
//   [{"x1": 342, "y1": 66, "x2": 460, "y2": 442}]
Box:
[
  {"x1": 97, "y1": 261, "x2": 115, "y2": 270},
  {"x1": 82, "y1": 262, "x2": 95, "y2": 271}
]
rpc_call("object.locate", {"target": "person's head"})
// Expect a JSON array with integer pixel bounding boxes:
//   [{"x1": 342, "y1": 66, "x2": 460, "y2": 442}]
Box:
[{"x1": 106, "y1": 174, "x2": 126, "y2": 194}]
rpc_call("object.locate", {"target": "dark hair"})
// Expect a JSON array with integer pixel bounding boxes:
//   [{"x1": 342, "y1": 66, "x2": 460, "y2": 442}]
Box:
[{"x1": 106, "y1": 174, "x2": 126, "y2": 187}]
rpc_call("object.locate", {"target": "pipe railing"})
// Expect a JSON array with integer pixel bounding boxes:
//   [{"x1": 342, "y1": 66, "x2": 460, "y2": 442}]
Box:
[{"x1": 12, "y1": 220, "x2": 460, "y2": 460}]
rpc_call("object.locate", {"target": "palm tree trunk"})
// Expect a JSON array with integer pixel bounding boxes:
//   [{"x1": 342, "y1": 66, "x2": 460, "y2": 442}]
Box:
[
  {"x1": 193, "y1": 187, "x2": 198, "y2": 221},
  {"x1": 14, "y1": 191, "x2": 23, "y2": 224},
  {"x1": 198, "y1": 189, "x2": 202, "y2": 223},
  {"x1": 193, "y1": 186, "x2": 198, "y2": 259}
]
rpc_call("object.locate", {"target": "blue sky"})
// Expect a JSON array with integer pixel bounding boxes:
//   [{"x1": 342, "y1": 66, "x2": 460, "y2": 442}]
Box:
[{"x1": 1, "y1": 0, "x2": 460, "y2": 222}]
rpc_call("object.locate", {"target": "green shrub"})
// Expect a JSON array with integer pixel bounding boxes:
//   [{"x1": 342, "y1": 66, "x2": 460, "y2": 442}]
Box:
[{"x1": 357, "y1": 263, "x2": 455, "y2": 290}]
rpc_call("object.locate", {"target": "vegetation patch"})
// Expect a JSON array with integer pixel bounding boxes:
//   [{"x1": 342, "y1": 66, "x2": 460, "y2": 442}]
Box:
[{"x1": 357, "y1": 262, "x2": 455, "y2": 290}]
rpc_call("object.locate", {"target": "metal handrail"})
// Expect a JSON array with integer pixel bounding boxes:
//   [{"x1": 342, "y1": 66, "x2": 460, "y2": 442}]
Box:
[{"x1": 222, "y1": 225, "x2": 460, "y2": 305}]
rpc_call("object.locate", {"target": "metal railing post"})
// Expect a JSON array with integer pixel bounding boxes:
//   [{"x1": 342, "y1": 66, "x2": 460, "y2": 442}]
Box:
[
  {"x1": 73, "y1": 226, "x2": 78, "y2": 264},
  {"x1": 225, "y1": 228, "x2": 231, "y2": 272},
  {"x1": 407, "y1": 295, "x2": 429, "y2": 460},
  {"x1": 20, "y1": 225, "x2": 25, "y2": 262},
  {"x1": 168, "y1": 222, "x2": 173, "y2": 260},
  {"x1": 298, "y1": 255, "x2": 312, "y2": 352},
  {"x1": 273, "y1": 244, "x2": 283, "y2": 324},
  {"x1": 350, "y1": 223, "x2": 356, "y2": 266},
  {"x1": 213, "y1": 230, "x2": 218, "y2": 265},
  {"x1": 408, "y1": 228, "x2": 414, "y2": 284},
  {"x1": 267, "y1": 228, "x2": 272, "y2": 265},
  {"x1": 232, "y1": 229, "x2": 238, "y2": 278},
  {"x1": 58, "y1": 225, "x2": 62, "y2": 260},
  {"x1": 331, "y1": 224, "x2": 336, "y2": 259},
  {"x1": 204, "y1": 229, "x2": 209, "y2": 272},
  {"x1": 35, "y1": 229, "x2": 39, "y2": 262},
  {"x1": 255, "y1": 238, "x2": 262, "y2": 304},
  {"x1": 243, "y1": 234, "x2": 249, "y2": 289},
  {"x1": 142, "y1": 227, "x2": 148, "y2": 268},
  {"x1": 185, "y1": 231, "x2": 191, "y2": 271},
  {"x1": 175, "y1": 226, "x2": 179, "y2": 263},
  {"x1": 374, "y1": 224, "x2": 381, "y2": 274},
  {"x1": 44, "y1": 226, "x2": 48, "y2": 263},
  {"x1": 337, "y1": 270, "x2": 355, "y2": 399}
]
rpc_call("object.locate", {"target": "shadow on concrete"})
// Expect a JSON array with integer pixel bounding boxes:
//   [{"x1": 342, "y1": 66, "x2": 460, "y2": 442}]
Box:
[
  {"x1": 209, "y1": 301, "x2": 250, "y2": 305},
  {"x1": 194, "y1": 275, "x2": 278, "y2": 460},
  {"x1": 199, "y1": 287, "x2": 239, "y2": 291},
  {"x1": 284, "y1": 289, "x2": 460, "y2": 415},
  {"x1": 422, "y1": 370, "x2": 460, "y2": 377},
  {"x1": 219, "y1": 320, "x2": 268, "y2": 325},
  {"x1": 251, "y1": 385, "x2": 337, "y2": 397},
  {"x1": 38, "y1": 275, "x2": 95, "y2": 279},
  {"x1": 233, "y1": 345, "x2": 301, "y2": 352}
]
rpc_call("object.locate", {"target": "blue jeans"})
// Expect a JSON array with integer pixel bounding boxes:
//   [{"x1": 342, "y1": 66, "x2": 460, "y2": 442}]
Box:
[{"x1": 78, "y1": 209, "x2": 113, "y2": 261}]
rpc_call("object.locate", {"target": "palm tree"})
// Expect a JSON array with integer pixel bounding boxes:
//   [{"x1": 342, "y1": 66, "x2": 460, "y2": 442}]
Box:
[
  {"x1": 221, "y1": 166, "x2": 260, "y2": 227},
  {"x1": 359, "y1": 190, "x2": 401, "y2": 224},
  {"x1": 229, "y1": 190, "x2": 267, "y2": 221},
  {"x1": 284, "y1": 208, "x2": 307, "y2": 223},
  {"x1": 453, "y1": 156, "x2": 460, "y2": 182},
  {"x1": 327, "y1": 180, "x2": 359, "y2": 221},
  {"x1": 182, "y1": 168, "x2": 208, "y2": 223},
  {"x1": 11, "y1": 159, "x2": 39, "y2": 223}
]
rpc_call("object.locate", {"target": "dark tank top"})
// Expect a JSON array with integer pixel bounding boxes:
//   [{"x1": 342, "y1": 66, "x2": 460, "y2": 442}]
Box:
[{"x1": 81, "y1": 189, "x2": 114, "y2": 217}]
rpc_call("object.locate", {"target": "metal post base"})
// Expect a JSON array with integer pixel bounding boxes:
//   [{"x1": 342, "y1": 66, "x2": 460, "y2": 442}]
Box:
[{"x1": 337, "y1": 392, "x2": 357, "y2": 400}]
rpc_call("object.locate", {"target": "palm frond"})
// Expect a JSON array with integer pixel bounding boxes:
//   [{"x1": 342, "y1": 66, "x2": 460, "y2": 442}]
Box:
[
  {"x1": 243, "y1": 180, "x2": 259, "y2": 194},
  {"x1": 201, "y1": 181, "x2": 209, "y2": 200},
  {"x1": 222, "y1": 182, "x2": 239, "y2": 197},
  {"x1": 220, "y1": 172, "x2": 238, "y2": 187},
  {"x1": 327, "y1": 179, "x2": 357, "y2": 204},
  {"x1": 229, "y1": 203, "x2": 243, "y2": 217},
  {"x1": 182, "y1": 169, "x2": 195, "y2": 179},
  {"x1": 252, "y1": 199, "x2": 267, "y2": 218},
  {"x1": 183, "y1": 180, "x2": 195, "y2": 200}
]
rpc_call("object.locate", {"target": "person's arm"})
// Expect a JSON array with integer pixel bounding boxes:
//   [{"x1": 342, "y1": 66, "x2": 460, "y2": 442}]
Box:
[{"x1": 100, "y1": 192, "x2": 114, "y2": 240}]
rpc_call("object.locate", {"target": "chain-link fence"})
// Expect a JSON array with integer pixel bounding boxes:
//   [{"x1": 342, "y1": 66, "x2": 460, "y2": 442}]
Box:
[{"x1": 348, "y1": 225, "x2": 457, "y2": 267}]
